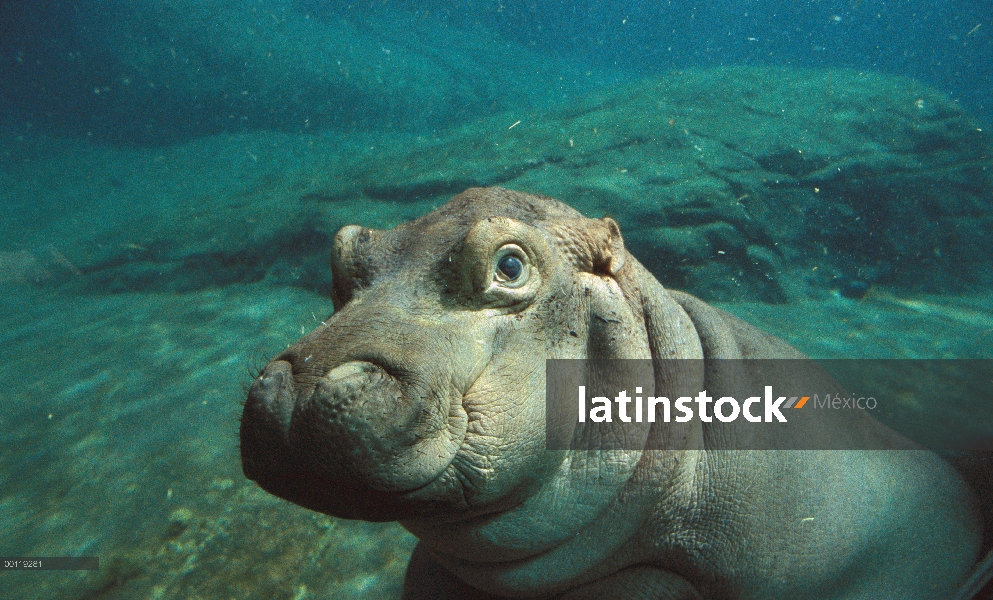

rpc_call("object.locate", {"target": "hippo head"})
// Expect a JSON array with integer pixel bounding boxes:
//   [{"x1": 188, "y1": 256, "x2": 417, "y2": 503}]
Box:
[{"x1": 240, "y1": 187, "x2": 695, "y2": 523}]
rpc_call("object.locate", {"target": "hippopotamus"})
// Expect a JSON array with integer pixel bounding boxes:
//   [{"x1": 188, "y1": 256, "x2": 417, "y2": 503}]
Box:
[{"x1": 240, "y1": 187, "x2": 984, "y2": 599}]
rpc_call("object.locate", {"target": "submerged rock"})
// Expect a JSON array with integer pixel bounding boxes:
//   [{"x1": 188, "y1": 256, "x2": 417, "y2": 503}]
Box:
[
  {"x1": 305, "y1": 67, "x2": 993, "y2": 301},
  {"x1": 3, "y1": 67, "x2": 991, "y2": 302}
]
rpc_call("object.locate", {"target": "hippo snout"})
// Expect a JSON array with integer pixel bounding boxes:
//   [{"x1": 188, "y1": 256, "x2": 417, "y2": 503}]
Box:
[
  {"x1": 290, "y1": 360, "x2": 448, "y2": 493},
  {"x1": 241, "y1": 356, "x2": 467, "y2": 519}
]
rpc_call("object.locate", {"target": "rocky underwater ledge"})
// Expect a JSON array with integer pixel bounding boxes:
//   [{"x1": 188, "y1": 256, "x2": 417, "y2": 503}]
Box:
[{"x1": 1, "y1": 66, "x2": 991, "y2": 304}]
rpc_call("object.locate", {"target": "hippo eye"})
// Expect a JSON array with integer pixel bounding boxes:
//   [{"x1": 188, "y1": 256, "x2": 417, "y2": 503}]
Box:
[
  {"x1": 498, "y1": 255, "x2": 522, "y2": 280},
  {"x1": 493, "y1": 245, "x2": 529, "y2": 287}
]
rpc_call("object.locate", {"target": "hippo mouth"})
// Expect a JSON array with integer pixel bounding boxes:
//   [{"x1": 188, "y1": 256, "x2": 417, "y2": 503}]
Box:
[{"x1": 240, "y1": 358, "x2": 468, "y2": 521}]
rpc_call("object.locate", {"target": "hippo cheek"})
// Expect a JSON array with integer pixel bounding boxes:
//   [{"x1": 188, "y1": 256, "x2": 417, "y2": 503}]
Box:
[{"x1": 289, "y1": 361, "x2": 467, "y2": 495}]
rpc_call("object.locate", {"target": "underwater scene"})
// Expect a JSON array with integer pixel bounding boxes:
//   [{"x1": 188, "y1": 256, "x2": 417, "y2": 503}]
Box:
[{"x1": 1, "y1": 0, "x2": 992, "y2": 598}]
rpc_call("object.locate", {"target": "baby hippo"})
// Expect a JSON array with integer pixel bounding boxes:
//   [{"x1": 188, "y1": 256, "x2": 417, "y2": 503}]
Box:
[{"x1": 240, "y1": 187, "x2": 981, "y2": 599}]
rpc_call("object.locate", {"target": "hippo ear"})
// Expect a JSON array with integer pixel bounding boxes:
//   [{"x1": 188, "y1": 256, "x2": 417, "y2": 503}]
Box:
[
  {"x1": 584, "y1": 214, "x2": 705, "y2": 376},
  {"x1": 555, "y1": 214, "x2": 701, "y2": 361},
  {"x1": 577, "y1": 216, "x2": 701, "y2": 360},
  {"x1": 592, "y1": 217, "x2": 626, "y2": 277},
  {"x1": 549, "y1": 217, "x2": 627, "y2": 276},
  {"x1": 613, "y1": 246, "x2": 705, "y2": 362},
  {"x1": 593, "y1": 217, "x2": 704, "y2": 384}
]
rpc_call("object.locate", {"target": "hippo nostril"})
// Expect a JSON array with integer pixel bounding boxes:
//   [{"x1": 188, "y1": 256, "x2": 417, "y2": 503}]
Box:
[
  {"x1": 247, "y1": 360, "x2": 295, "y2": 440},
  {"x1": 324, "y1": 361, "x2": 383, "y2": 384},
  {"x1": 304, "y1": 361, "x2": 394, "y2": 415}
]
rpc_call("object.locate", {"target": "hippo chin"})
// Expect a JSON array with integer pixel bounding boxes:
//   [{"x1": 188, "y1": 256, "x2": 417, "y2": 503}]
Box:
[{"x1": 241, "y1": 187, "x2": 983, "y2": 599}]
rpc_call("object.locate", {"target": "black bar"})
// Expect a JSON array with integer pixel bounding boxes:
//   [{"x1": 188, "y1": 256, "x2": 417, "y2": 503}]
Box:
[{"x1": 1, "y1": 557, "x2": 99, "y2": 570}]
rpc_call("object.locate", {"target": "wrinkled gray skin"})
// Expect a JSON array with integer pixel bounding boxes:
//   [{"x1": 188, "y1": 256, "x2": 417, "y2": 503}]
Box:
[{"x1": 241, "y1": 188, "x2": 980, "y2": 599}]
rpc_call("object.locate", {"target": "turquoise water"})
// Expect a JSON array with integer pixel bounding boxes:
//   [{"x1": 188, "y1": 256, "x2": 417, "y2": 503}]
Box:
[{"x1": 1, "y1": 1, "x2": 992, "y2": 598}]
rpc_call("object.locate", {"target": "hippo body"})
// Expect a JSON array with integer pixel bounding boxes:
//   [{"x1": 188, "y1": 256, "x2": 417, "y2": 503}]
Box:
[{"x1": 240, "y1": 188, "x2": 980, "y2": 599}]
